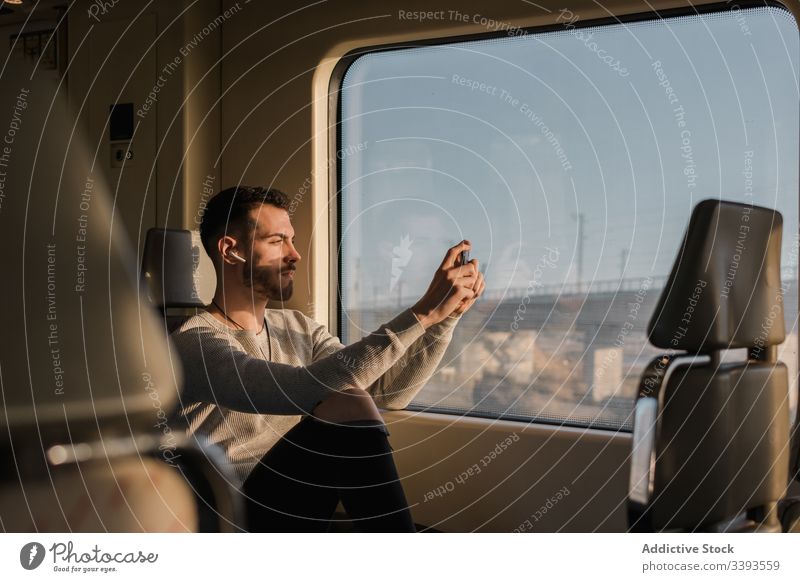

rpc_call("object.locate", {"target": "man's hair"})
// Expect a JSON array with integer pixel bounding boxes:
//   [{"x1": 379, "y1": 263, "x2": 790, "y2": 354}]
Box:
[{"x1": 200, "y1": 185, "x2": 290, "y2": 259}]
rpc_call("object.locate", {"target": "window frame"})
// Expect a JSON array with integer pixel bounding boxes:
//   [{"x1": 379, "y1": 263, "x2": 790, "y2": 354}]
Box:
[{"x1": 327, "y1": 0, "x2": 798, "y2": 429}]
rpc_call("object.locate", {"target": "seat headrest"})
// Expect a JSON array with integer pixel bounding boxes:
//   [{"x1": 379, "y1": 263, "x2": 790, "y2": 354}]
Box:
[
  {"x1": 648, "y1": 199, "x2": 785, "y2": 352},
  {"x1": 141, "y1": 228, "x2": 205, "y2": 309},
  {"x1": 0, "y1": 63, "x2": 181, "y2": 444}
]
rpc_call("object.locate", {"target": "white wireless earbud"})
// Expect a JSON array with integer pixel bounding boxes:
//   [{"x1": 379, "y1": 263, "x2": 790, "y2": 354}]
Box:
[{"x1": 229, "y1": 251, "x2": 246, "y2": 263}]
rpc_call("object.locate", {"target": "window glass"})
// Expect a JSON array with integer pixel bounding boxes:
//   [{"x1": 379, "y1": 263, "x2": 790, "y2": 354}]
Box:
[{"x1": 338, "y1": 6, "x2": 799, "y2": 429}]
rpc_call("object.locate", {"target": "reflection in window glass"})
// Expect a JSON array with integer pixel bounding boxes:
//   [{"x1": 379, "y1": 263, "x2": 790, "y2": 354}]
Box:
[{"x1": 338, "y1": 6, "x2": 799, "y2": 430}]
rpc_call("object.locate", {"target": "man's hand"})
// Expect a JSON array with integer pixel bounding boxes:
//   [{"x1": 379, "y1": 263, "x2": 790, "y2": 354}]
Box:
[
  {"x1": 411, "y1": 240, "x2": 484, "y2": 329},
  {"x1": 453, "y1": 257, "x2": 485, "y2": 315}
]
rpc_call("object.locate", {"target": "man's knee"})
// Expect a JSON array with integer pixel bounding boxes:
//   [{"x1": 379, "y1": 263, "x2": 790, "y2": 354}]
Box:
[{"x1": 312, "y1": 388, "x2": 383, "y2": 423}]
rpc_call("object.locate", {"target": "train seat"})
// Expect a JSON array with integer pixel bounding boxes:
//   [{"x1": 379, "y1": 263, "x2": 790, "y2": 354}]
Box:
[
  {"x1": 628, "y1": 199, "x2": 792, "y2": 532},
  {"x1": 141, "y1": 227, "x2": 207, "y2": 332},
  {"x1": 0, "y1": 65, "x2": 240, "y2": 532}
]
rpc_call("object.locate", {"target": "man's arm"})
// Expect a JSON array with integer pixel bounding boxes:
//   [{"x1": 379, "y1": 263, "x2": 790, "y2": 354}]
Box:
[
  {"x1": 305, "y1": 240, "x2": 484, "y2": 408},
  {"x1": 170, "y1": 308, "x2": 426, "y2": 416},
  {"x1": 309, "y1": 312, "x2": 461, "y2": 409}
]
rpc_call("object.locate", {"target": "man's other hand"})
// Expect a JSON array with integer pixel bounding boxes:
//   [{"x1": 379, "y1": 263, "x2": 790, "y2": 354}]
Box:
[{"x1": 411, "y1": 240, "x2": 485, "y2": 329}]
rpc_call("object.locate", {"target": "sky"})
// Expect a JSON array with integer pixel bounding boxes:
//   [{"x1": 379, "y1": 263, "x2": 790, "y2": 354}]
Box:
[{"x1": 339, "y1": 6, "x2": 799, "y2": 309}]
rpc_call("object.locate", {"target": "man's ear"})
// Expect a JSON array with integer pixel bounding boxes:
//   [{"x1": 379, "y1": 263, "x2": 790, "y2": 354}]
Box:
[{"x1": 218, "y1": 235, "x2": 242, "y2": 265}]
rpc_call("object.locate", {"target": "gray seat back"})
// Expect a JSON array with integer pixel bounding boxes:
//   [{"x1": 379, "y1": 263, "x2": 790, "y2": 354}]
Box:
[
  {"x1": 629, "y1": 199, "x2": 791, "y2": 532},
  {"x1": 141, "y1": 228, "x2": 206, "y2": 310},
  {"x1": 0, "y1": 63, "x2": 179, "y2": 447},
  {"x1": 0, "y1": 63, "x2": 241, "y2": 532},
  {"x1": 141, "y1": 227, "x2": 206, "y2": 332}
]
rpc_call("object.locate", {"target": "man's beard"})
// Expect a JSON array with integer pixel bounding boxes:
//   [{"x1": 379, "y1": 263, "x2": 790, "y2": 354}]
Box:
[{"x1": 242, "y1": 262, "x2": 295, "y2": 300}]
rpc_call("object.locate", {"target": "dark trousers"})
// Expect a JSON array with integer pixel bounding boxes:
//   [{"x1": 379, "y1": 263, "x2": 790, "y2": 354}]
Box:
[{"x1": 242, "y1": 416, "x2": 416, "y2": 532}]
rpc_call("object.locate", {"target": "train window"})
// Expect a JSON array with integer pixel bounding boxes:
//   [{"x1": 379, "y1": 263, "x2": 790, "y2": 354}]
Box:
[{"x1": 336, "y1": 4, "x2": 799, "y2": 429}]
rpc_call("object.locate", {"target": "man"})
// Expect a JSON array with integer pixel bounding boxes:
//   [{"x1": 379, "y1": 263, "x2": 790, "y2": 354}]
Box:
[{"x1": 170, "y1": 185, "x2": 485, "y2": 532}]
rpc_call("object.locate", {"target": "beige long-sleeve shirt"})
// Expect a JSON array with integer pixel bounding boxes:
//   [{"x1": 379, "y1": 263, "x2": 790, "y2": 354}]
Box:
[{"x1": 169, "y1": 307, "x2": 459, "y2": 486}]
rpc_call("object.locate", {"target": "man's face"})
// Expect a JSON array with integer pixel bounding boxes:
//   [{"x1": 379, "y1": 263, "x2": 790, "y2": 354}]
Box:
[{"x1": 239, "y1": 204, "x2": 301, "y2": 301}]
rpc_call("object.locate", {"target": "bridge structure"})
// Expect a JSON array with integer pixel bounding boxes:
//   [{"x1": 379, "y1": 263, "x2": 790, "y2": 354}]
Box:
[{"x1": 347, "y1": 277, "x2": 798, "y2": 427}]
